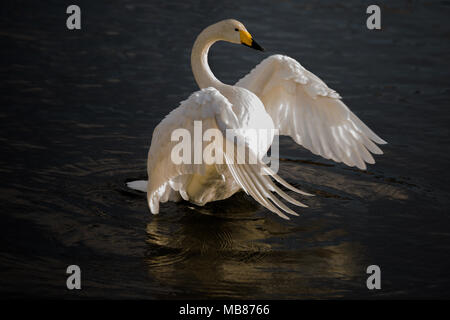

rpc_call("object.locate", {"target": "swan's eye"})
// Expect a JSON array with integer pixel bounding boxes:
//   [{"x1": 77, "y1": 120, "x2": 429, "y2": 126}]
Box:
[{"x1": 234, "y1": 28, "x2": 239, "y2": 32}]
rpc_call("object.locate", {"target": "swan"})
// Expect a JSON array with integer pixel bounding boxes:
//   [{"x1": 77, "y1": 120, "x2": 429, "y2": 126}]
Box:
[{"x1": 127, "y1": 19, "x2": 387, "y2": 219}]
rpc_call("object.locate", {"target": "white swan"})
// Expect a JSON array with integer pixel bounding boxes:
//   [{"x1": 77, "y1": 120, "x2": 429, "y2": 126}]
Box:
[{"x1": 128, "y1": 19, "x2": 386, "y2": 219}]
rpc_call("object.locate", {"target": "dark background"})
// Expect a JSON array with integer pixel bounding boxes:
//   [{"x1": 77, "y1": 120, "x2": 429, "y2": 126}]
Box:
[{"x1": 1, "y1": 0, "x2": 449, "y2": 298}]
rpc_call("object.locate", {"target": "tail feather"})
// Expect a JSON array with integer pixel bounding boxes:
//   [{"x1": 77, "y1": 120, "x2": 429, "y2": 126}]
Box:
[{"x1": 127, "y1": 180, "x2": 148, "y2": 192}]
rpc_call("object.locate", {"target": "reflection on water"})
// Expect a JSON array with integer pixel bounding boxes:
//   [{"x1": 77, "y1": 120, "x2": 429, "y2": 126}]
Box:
[
  {"x1": 144, "y1": 192, "x2": 364, "y2": 298},
  {"x1": 1, "y1": 0, "x2": 450, "y2": 298}
]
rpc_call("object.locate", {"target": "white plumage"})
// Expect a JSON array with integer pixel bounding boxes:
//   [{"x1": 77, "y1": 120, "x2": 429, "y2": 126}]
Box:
[
  {"x1": 127, "y1": 19, "x2": 386, "y2": 219},
  {"x1": 237, "y1": 54, "x2": 386, "y2": 170}
]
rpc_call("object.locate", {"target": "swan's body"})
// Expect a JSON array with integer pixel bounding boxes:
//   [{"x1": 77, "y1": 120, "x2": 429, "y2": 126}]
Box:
[{"x1": 128, "y1": 19, "x2": 386, "y2": 219}]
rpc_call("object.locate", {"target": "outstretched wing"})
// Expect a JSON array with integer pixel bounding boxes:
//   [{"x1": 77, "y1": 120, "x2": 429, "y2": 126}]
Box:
[
  {"x1": 146, "y1": 87, "x2": 310, "y2": 219},
  {"x1": 236, "y1": 54, "x2": 387, "y2": 170}
]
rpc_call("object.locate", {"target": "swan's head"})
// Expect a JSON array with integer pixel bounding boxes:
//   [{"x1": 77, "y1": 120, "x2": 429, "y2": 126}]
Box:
[{"x1": 212, "y1": 19, "x2": 264, "y2": 51}]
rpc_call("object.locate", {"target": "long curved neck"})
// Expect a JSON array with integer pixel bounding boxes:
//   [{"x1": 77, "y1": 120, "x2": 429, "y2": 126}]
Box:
[{"x1": 191, "y1": 26, "x2": 224, "y2": 89}]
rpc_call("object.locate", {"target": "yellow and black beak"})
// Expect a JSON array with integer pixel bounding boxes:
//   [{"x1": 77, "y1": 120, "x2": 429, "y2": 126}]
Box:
[{"x1": 239, "y1": 30, "x2": 264, "y2": 51}]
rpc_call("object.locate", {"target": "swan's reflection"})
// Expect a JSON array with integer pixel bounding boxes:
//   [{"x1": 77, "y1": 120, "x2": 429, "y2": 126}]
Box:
[{"x1": 144, "y1": 192, "x2": 364, "y2": 299}]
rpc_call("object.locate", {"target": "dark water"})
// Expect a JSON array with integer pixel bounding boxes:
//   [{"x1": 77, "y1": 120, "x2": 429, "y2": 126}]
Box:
[{"x1": 1, "y1": 0, "x2": 450, "y2": 299}]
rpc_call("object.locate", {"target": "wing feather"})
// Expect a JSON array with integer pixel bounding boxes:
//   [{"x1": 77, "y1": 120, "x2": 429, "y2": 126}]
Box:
[
  {"x1": 236, "y1": 54, "x2": 386, "y2": 170},
  {"x1": 146, "y1": 87, "x2": 239, "y2": 213},
  {"x1": 222, "y1": 139, "x2": 310, "y2": 220}
]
